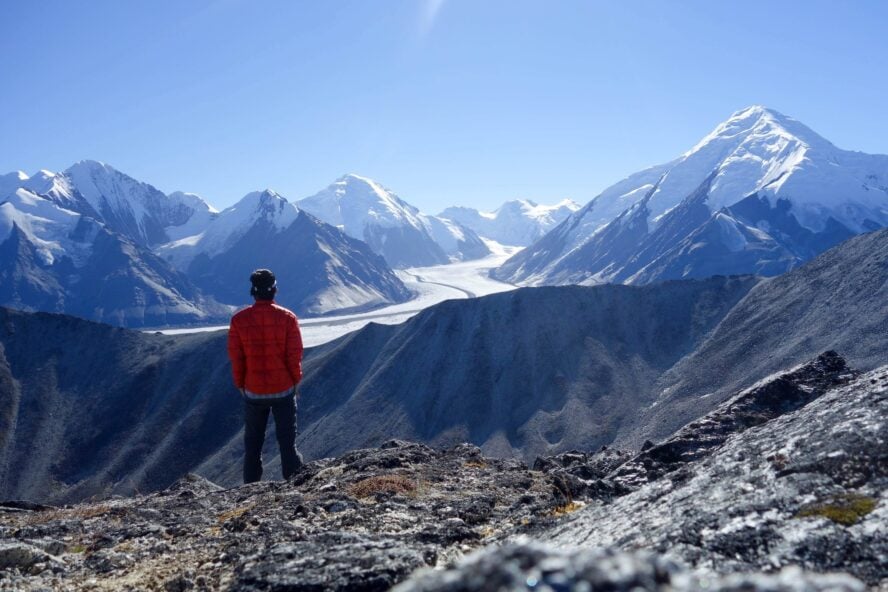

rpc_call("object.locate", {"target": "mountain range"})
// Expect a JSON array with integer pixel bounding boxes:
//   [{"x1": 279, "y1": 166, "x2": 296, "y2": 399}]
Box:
[
  {"x1": 493, "y1": 106, "x2": 888, "y2": 285},
  {"x1": 2, "y1": 227, "x2": 884, "y2": 503},
  {"x1": 440, "y1": 198, "x2": 580, "y2": 246},
  {"x1": 0, "y1": 163, "x2": 413, "y2": 325}
]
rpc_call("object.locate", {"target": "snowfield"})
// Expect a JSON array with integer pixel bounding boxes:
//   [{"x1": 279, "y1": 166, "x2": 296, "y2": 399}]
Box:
[{"x1": 154, "y1": 242, "x2": 521, "y2": 346}]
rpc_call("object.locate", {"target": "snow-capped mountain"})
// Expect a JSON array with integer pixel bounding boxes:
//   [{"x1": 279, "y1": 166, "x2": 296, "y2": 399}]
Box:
[
  {"x1": 0, "y1": 187, "x2": 226, "y2": 326},
  {"x1": 0, "y1": 161, "x2": 218, "y2": 248},
  {"x1": 159, "y1": 189, "x2": 412, "y2": 315},
  {"x1": 494, "y1": 106, "x2": 888, "y2": 285},
  {"x1": 297, "y1": 174, "x2": 489, "y2": 267},
  {"x1": 440, "y1": 198, "x2": 580, "y2": 246},
  {"x1": 1, "y1": 163, "x2": 412, "y2": 324}
]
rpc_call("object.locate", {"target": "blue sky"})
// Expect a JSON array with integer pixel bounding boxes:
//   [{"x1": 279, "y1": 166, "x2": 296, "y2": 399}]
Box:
[{"x1": 2, "y1": 0, "x2": 887, "y2": 212}]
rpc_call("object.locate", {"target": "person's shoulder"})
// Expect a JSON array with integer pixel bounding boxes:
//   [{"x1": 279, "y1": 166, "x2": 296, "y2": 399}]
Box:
[
  {"x1": 271, "y1": 303, "x2": 298, "y2": 320},
  {"x1": 230, "y1": 304, "x2": 254, "y2": 323}
]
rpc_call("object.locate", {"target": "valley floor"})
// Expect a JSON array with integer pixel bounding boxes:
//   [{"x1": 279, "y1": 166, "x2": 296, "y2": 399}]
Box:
[{"x1": 155, "y1": 243, "x2": 521, "y2": 346}]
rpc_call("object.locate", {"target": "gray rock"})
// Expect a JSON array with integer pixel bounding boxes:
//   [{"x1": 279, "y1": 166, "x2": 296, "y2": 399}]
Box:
[
  {"x1": 233, "y1": 534, "x2": 429, "y2": 592},
  {"x1": 393, "y1": 541, "x2": 867, "y2": 592},
  {"x1": 0, "y1": 541, "x2": 49, "y2": 570}
]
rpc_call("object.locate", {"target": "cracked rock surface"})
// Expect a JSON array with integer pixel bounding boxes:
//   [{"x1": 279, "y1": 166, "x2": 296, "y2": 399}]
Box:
[{"x1": 533, "y1": 358, "x2": 887, "y2": 586}]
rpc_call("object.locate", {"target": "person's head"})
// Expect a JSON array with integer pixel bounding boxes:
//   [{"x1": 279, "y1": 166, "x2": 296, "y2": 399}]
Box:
[{"x1": 250, "y1": 268, "x2": 277, "y2": 301}]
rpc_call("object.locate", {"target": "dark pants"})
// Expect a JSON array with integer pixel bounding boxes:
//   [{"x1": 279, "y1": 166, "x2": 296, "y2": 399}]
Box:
[{"x1": 243, "y1": 393, "x2": 304, "y2": 483}]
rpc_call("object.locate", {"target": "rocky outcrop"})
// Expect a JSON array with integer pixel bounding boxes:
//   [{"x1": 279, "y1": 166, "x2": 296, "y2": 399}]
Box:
[
  {"x1": 534, "y1": 361, "x2": 887, "y2": 586},
  {"x1": 532, "y1": 351, "x2": 859, "y2": 499}
]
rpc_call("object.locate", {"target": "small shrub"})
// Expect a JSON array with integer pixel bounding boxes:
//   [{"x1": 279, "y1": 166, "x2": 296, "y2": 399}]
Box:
[
  {"x1": 796, "y1": 494, "x2": 877, "y2": 526},
  {"x1": 348, "y1": 474, "x2": 417, "y2": 499}
]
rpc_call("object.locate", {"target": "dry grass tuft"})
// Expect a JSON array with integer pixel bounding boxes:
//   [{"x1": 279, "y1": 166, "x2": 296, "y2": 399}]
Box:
[
  {"x1": 547, "y1": 501, "x2": 584, "y2": 517},
  {"x1": 348, "y1": 474, "x2": 418, "y2": 499},
  {"x1": 24, "y1": 504, "x2": 114, "y2": 526},
  {"x1": 217, "y1": 504, "x2": 254, "y2": 523},
  {"x1": 463, "y1": 460, "x2": 488, "y2": 469}
]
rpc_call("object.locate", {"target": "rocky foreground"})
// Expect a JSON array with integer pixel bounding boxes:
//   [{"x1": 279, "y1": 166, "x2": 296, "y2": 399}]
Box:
[{"x1": 0, "y1": 353, "x2": 885, "y2": 591}]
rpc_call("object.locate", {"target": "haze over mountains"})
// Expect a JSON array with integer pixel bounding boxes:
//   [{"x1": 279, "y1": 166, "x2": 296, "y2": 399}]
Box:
[
  {"x1": 440, "y1": 199, "x2": 580, "y2": 247},
  {"x1": 2, "y1": 228, "x2": 885, "y2": 503},
  {"x1": 494, "y1": 106, "x2": 888, "y2": 285}
]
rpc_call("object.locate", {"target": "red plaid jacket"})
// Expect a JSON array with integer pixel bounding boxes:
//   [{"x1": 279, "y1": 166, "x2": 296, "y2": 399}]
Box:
[{"x1": 227, "y1": 300, "x2": 303, "y2": 395}]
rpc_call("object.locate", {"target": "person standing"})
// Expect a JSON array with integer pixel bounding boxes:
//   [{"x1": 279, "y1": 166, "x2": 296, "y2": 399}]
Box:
[{"x1": 227, "y1": 268, "x2": 305, "y2": 483}]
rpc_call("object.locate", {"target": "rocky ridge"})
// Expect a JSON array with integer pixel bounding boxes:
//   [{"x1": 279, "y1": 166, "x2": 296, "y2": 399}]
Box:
[
  {"x1": 1, "y1": 353, "x2": 884, "y2": 590},
  {"x1": 533, "y1": 356, "x2": 887, "y2": 586}
]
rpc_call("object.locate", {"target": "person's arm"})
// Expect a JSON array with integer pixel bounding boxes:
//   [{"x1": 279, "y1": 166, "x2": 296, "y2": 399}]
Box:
[
  {"x1": 285, "y1": 313, "x2": 304, "y2": 385},
  {"x1": 227, "y1": 319, "x2": 246, "y2": 391}
]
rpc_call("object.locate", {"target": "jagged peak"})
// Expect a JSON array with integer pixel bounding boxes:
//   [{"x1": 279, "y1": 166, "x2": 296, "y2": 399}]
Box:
[
  {"x1": 168, "y1": 190, "x2": 220, "y2": 214},
  {"x1": 242, "y1": 188, "x2": 287, "y2": 202},
  {"x1": 64, "y1": 159, "x2": 118, "y2": 176}
]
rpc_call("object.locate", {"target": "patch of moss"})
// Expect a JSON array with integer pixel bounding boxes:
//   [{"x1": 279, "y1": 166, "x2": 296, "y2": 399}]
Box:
[{"x1": 796, "y1": 493, "x2": 877, "y2": 526}]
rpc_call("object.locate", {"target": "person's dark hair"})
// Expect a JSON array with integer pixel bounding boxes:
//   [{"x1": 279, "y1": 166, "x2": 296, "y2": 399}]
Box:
[{"x1": 250, "y1": 269, "x2": 277, "y2": 300}]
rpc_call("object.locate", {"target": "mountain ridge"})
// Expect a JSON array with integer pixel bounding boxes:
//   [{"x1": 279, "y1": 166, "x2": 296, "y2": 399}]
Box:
[{"x1": 2, "y1": 229, "x2": 885, "y2": 504}]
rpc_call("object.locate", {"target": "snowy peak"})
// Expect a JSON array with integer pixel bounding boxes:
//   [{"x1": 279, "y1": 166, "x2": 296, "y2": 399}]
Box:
[
  {"x1": 584, "y1": 105, "x2": 888, "y2": 233},
  {"x1": 158, "y1": 189, "x2": 299, "y2": 269},
  {"x1": 301, "y1": 173, "x2": 426, "y2": 232},
  {"x1": 687, "y1": 105, "x2": 831, "y2": 154},
  {"x1": 496, "y1": 106, "x2": 888, "y2": 286},
  {"x1": 297, "y1": 175, "x2": 456, "y2": 267},
  {"x1": 168, "y1": 191, "x2": 219, "y2": 215}
]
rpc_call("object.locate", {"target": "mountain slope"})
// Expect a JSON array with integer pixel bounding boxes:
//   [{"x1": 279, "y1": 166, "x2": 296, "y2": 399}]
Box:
[
  {"x1": 2, "y1": 230, "x2": 885, "y2": 503},
  {"x1": 297, "y1": 174, "x2": 489, "y2": 267},
  {"x1": 159, "y1": 189, "x2": 412, "y2": 315},
  {"x1": 495, "y1": 106, "x2": 888, "y2": 285},
  {"x1": 622, "y1": 227, "x2": 888, "y2": 446},
  {"x1": 440, "y1": 199, "x2": 580, "y2": 246},
  {"x1": 0, "y1": 308, "x2": 239, "y2": 503}
]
